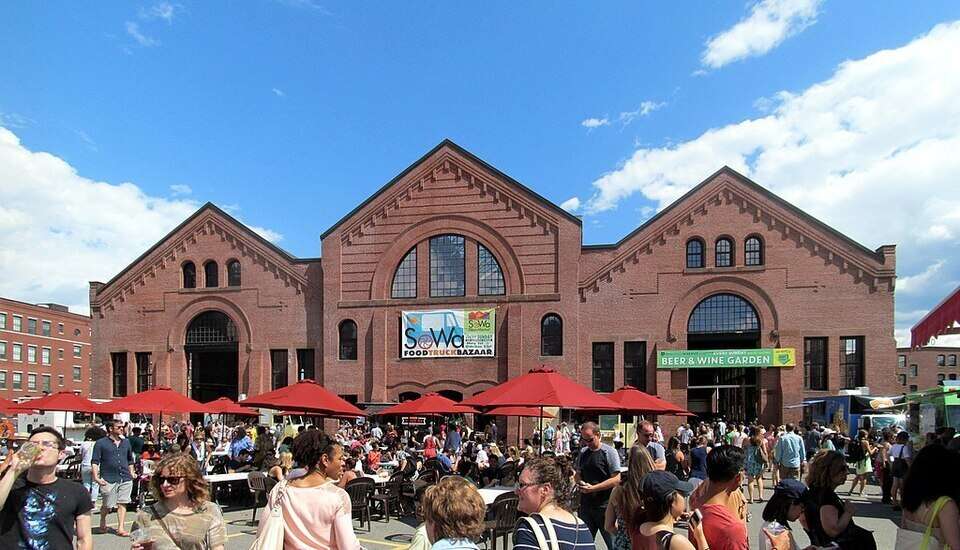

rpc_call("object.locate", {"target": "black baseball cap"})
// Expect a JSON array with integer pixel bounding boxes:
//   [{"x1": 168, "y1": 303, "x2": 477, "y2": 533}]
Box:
[
  {"x1": 641, "y1": 471, "x2": 695, "y2": 499},
  {"x1": 773, "y1": 479, "x2": 807, "y2": 500}
]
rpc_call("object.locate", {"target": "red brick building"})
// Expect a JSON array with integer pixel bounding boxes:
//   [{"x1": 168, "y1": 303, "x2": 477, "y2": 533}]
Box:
[
  {"x1": 89, "y1": 140, "x2": 898, "y2": 426},
  {"x1": 896, "y1": 347, "x2": 960, "y2": 392},
  {"x1": 0, "y1": 297, "x2": 92, "y2": 400}
]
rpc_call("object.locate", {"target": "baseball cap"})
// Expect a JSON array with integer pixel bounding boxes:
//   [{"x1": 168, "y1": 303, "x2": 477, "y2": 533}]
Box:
[
  {"x1": 773, "y1": 479, "x2": 807, "y2": 500},
  {"x1": 641, "y1": 471, "x2": 695, "y2": 499}
]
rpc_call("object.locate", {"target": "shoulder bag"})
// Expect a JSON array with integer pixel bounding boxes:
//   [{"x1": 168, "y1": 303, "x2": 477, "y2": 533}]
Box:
[
  {"x1": 523, "y1": 513, "x2": 583, "y2": 550},
  {"x1": 894, "y1": 496, "x2": 952, "y2": 550},
  {"x1": 249, "y1": 479, "x2": 288, "y2": 550}
]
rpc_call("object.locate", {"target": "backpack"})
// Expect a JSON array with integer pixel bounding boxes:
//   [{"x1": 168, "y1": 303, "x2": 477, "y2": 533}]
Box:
[{"x1": 846, "y1": 439, "x2": 864, "y2": 462}]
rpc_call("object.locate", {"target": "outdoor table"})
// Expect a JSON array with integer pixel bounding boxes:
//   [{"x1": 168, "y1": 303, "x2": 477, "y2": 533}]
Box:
[
  {"x1": 204, "y1": 472, "x2": 250, "y2": 504},
  {"x1": 478, "y1": 486, "x2": 514, "y2": 506},
  {"x1": 363, "y1": 473, "x2": 391, "y2": 485}
]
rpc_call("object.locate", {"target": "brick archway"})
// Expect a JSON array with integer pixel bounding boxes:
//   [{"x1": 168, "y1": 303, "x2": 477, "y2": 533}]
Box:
[{"x1": 667, "y1": 277, "x2": 780, "y2": 346}]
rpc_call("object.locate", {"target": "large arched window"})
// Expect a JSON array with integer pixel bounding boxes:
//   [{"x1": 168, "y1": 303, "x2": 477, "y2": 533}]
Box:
[
  {"x1": 686, "y1": 239, "x2": 704, "y2": 268},
  {"x1": 478, "y1": 244, "x2": 505, "y2": 296},
  {"x1": 186, "y1": 311, "x2": 238, "y2": 345},
  {"x1": 541, "y1": 314, "x2": 563, "y2": 356},
  {"x1": 687, "y1": 293, "x2": 759, "y2": 334},
  {"x1": 715, "y1": 238, "x2": 733, "y2": 267},
  {"x1": 204, "y1": 261, "x2": 219, "y2": 288},
  {"x1": 430, "y1": 235, "x2": 465, "y2": 297},
  {"x1": 227, "y1": 260, "x2": 242, "y2": 287},
  {"x1": 745, "y1": 236, "x2": 763, "y2": 266},
  {"x1": 182, "y1": 262, "x2": 196, "y2": 289},
  {"x1": 338, "y1": 320, "x2": 357, "y2": 361},
  {"x1": 391, "y1": 248, "x2": 417, "y2": 298}
]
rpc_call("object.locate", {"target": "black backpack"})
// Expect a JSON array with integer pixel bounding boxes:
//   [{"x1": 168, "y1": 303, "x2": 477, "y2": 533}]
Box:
[{"x1": 846, "y1": 438, "x2": 864, "y2": 462}]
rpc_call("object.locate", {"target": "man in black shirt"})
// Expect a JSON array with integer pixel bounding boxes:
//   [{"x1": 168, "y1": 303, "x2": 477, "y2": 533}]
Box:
[
  {"x1": 576, "y1": 421, "x2": 621, "y2": 550},
  {"x1": 0, "y1": 426, "x2": 93, "y2": 550}
]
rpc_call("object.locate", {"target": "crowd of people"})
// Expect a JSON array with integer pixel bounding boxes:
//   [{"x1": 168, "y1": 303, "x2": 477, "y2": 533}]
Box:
[{"x1": 0, "y1": 414, "x2": 959, "y2": 549}]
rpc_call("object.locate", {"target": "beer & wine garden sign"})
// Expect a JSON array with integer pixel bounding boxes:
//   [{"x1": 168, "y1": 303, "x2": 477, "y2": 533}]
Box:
[
  {"x1": 657, "y1": 348, "x2": 796, "y2": 369},
  {"x1": 401, "y1": 308, "x2": 496, "y2": 358}
]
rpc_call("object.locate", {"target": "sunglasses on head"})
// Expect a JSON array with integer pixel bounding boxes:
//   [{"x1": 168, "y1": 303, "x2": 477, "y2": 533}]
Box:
[{"x1": 157, "y1": 476, "x2": 184, "y2": 486}]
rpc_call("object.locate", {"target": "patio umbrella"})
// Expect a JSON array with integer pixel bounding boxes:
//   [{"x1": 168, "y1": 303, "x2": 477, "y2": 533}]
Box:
[
  {"x1": 378, "y1": 393, "x2": 478, "y2": 416},
  {"x1": 483, "y1": 406, "x2": 555, "y2": 447},
  {"x1": 11, "y1": 391, "x2": 110, "y2": 429},
  {"x1": 0, "y1": 396, "x2": 24, "y2": 416},
  {"x1": 204, "y1": 397, "x2": 259, "y2": 417},
  {"x1": 99, "y1": 387, "x2": 214, "y2": 429},
  {"x1": 604, "y1": 386, "x2": 686, "y2": 415},
  {"x1": 240, "y1": 379, "x2": 366, "y2": 417},
  {"x1": 463, "y1": 367, "x2": 620, "y2": 450}
]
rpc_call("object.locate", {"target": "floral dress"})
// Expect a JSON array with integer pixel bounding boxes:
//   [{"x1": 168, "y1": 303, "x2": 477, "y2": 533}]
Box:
[{"x1": 744, "y1": 445, "x2": 764, "y2": 478}]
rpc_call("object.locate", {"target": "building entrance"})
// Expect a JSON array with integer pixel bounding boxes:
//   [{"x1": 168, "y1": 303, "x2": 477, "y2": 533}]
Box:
[
  {"x1": 686, "y1": 294, "x2": 761, "y2": 422},
  {"x1": 185, "y1": 312, "x2": 239, "y2": 420}
]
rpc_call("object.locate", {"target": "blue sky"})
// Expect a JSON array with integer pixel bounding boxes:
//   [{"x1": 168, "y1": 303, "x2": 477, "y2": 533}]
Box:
[{"x1": 2, "y1": 1, "x2": 960, "y2": 346}]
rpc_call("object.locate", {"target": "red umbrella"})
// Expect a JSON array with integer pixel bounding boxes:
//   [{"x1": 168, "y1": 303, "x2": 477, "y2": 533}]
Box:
[
  {"x1": 461, "y1": 368, "x2": 620, "y2": 409},
  {"x1": 604, "y1": 386, "x2": 686, "y2": 415},
  {"x1": 100, "y1": 387, "x2": 213, "y2": 415},
  {"x1": 204, "y1": 397, "x2": 259, "y2": 417},
  {"x1": 240, "y1": 379, "x2": 366, "y2": 417},
  {"x1": 0, "y1": 396, "x2": 26, "y2": 416},
  {"x1": 484, "y1": 406, "x2": 555, "y2": 418},
  {"x1": 12, "y1": 391, "x2": 108, "y2": 414},
  {"x1": 378, "y1": 393, "x2": 477, "y2": 416}
]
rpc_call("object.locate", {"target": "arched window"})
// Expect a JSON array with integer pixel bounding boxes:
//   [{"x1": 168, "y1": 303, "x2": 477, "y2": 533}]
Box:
[
  {"x1": 391, "y1": 248, "x2": 417, "y2": 298},
  {"x1": 745, "y1": 236, "x2": 763, "y2": 266},
  {"x1": 338, "y1": 320, "x2": 357, "y2": 361},
  {"x1": 204, "y1": 261, "x2": 219, "y2": 288},
  {"x1": 478, "y1": 244, "x2": 505, "y2": 296},
  {"x1": 937, "y1": 354, "x2": 946, "y2": 366},
  {"x1": 688, "y1": 293, "x2": 759, "y2": 334},
  {"x1": 715, "y1": 238, "x2": 733, "y2": 267},
  {"x1": 430, "y1": 235, "x2": 465, "y2": 297},
  {"x1": 227, "y1": 260, "x2": 241, "y2": 287},
  {"x1": 182, "y1": 262, "x2": 196, "y2": 289},
  {"x1": 541, "y1": 314, "x2": 563, "y2": 356},
  {"x1": 949, "y1": 355, "x2": 957, "y2": 367},
  {"x1": 686, "y1": 239, "x2": 704, "y2": 268},
  {"x1": 185, "y1": 311, "x2": 237, "y2": 345}
]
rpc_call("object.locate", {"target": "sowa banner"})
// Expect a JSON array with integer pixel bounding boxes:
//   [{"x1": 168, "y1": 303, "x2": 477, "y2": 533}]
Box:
[
  {"x1": 401, "y1": 309, "x2": 496, "y2": 358},
  {"x1": 657, "y1": 348, "x2": 796, "y2": 369}
]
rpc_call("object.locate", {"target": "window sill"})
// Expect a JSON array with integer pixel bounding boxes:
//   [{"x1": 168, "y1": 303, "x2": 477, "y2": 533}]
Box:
[{"x1": 684, "y1": 265, "x2": 766, "y2": 275}]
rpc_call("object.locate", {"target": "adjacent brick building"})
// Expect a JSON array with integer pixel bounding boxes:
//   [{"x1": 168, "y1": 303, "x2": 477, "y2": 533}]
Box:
[
  {"x1": 89, "y1": 140, "x2": 899, "y2": 427},
  {"x1": 0, "y1": 297, "x2": 92, "y2": 400},
  {"x1": 896, "y1": 346, "x2": 960, "y2": 393}
]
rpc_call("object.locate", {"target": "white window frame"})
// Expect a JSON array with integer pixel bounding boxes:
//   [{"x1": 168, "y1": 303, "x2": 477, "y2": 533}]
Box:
[
  {"x1": 73, "y1": 344, "x2": 82, "y2": 358},
  {"x1": 41, "y1": 374, "x2": 50, "y2": 392},
  {"x1": 58, "y1": 374, "x2": 64, "y2": 387},
  {"x1": 41, "y1": 319, "x2": 51, "y2": 337},
  {"x1": 12, "y1": 343, "x2": 22, "y2": 362},
  {"x1": 27, "y1": 373, "x2": 36, "y2": 391},
  {"x1": 12, "y1": 315, "x2": 22, "y2": 332},
  {"x1": 57, "y1": 322, "x2": 64, "y2": 335},
  {"x1": 12, "y1": 371, "x2": 22, "y2": 390},
  {"x1": 26, "y1": 317, "x2": 37, "y2": 335},
  {"x1": 72, "y1": 366, "x2": 82, "y2": 382},
  {"x1": 58, "y1": 348, "x2": 63, "y2": 360},
  {"x1": 41, "y1": 347, "x2": 51, "y2": 365},
  {"x1": 0, "y1": 312, "x2": 6, "y2": 330},
  {"x1": 27, "y1": 345, "x2": 37, "y2": 364},
  {"x1": 0, "y1": 370, "x2": 6, "y2": 389},
  {"x1": 0, "y1": 341, "x2": 5, "y2": 361}
]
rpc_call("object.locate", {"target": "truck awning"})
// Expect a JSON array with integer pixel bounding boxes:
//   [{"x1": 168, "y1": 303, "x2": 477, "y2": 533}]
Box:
[
  {"x1": 911, "y1": 285, "x2": 960, "y2": 347},
  {"x1": 786, "y1": 400, "x2": 824, "y2": 409}
]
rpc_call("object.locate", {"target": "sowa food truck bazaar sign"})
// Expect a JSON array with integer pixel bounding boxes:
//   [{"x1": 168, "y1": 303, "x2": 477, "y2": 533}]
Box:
[
  {"x1": 658, "y1": 348, "x2": 796, "y2": 369},
  {"x1": 401, "y1": 309, "x2": 496, "y2": 358}
]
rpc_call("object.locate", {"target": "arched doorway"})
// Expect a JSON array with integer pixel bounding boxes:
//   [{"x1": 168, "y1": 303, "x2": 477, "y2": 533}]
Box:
[
  {"x1": 686, "y1": 293, "x2": 761, "y2": 421},
  {"x1": 185, "y1": 311, "x2": 239, "y2": 407}
]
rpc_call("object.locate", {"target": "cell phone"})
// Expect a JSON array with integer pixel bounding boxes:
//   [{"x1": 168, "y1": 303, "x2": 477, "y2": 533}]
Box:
[{"x1": 689, "y1": 509, "x2": 703, "y2": 527}]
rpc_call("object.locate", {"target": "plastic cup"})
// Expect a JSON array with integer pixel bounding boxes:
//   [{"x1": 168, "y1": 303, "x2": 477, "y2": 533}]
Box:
[{"x1": 16, "y1": 442, "x2": 42, "y2": 465}]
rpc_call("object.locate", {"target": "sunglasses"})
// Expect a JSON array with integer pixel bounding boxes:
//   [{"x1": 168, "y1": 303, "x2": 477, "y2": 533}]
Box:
[
  {"x1": 157, "y1": 476, "x2": 184, "y2": 486},
  {"x1": 516, "y1": 480, "x2": 543, "y2": 490}
]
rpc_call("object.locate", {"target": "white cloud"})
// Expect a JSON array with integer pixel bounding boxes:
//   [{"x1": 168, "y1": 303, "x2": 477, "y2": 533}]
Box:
[
  {"x1": 249, "y1": 225, "x2": 284, "y2": 243},
  {"x1": 0, "y1": 127, "x2": 281, "y2": 314},
  {"x1": 141, "y1": 2, "x2": 179, "y2": 23},
  {"x1": 272, "y1": 88, "x2": 286, "y2": 97},
  {"x1": 169, "y1": 184, "x2": 192, "y2": 196},
  {"x1": 125, "y1": 21, "x2": 160, "y2": 47},
  {"x1": 581, "y1": 117, "x2": 610, "y2": 129},
  {"x1": 583, "y1": 21, "x2": 960, "y2": 339},
  {"x1": 619, "y1": 101, "x2": 666, "y2": 126},
  {"x1": 897, "y1": 261, "x2": 945, "y2": 295},
  {"x1": 702, "y1": 0, "x2": 822, "y2": 69},
  {"x1": 559, "y1": 197, "x2": 581, "y2": 212}
]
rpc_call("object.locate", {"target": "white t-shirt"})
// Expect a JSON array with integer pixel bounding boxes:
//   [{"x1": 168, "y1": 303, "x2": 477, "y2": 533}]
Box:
[
  {"x1": 890, "y1": 443, "x2": 913, "y2": 462},
  {"x1": 80, "y1": 441, "x2": 96, "y2": 468}
]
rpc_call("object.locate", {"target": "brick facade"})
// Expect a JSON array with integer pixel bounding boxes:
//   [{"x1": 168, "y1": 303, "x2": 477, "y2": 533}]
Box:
[
  {"x1": 0, "y1": 298, "x2": 91, "y2": 400},
  {"x1": 896, "y1": 346, "x2": 960, "y2": 392},
  {"x1": 89, "y1": 140, "x2": 898, "y2": 430}
]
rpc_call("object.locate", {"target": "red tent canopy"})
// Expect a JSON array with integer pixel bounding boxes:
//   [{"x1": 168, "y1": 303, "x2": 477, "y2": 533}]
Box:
[
  {"x1": 912, "y1": 285, "x2": 960, "y2": 348},
  {"x1": 378, "y1": 393, "x2": 477, "y2": 416},
  {"x1": 461, "y1": 367, "x2": 620, "y2": 409},
  {"x1": 240, "y1": 380, "x2": 366, "y2": 417},
  {"x1": 0, "y1": 396, "x2": 24, "y2": 416},
  {"x1": 12, "y1": 391, "x2": 108, "y2": 414},
  {"x1": 204, "y1": 397, "x2": 259, "y2": 416},
  {"x1": 483, "y1": 406, "x2": 555, "y2": 418},
  {"x1": 603, "y1": 386, "x2": 686, "y2": 415},
  {"x1": 100, "y1": 387, "x2": 212, "y2": 414}
]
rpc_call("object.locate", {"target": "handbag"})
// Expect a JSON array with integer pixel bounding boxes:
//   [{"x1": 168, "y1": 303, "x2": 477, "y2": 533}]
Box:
[
  {"x1": 249, "y1": 479, "x2": 288, "y2": 550},
  {"x1": 894, "y1": 496, "x2": 952, "y2": 550}
]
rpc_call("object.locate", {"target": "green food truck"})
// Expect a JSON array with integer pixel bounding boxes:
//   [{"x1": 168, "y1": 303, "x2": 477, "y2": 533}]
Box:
[{"x1": 905, "y1": 382, "x2": 960, "y2": 438}]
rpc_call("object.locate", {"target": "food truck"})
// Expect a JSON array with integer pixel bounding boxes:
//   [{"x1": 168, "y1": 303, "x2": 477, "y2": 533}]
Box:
[{"x1": 905, "y1": 382, "x2": 960, "y2": 438}]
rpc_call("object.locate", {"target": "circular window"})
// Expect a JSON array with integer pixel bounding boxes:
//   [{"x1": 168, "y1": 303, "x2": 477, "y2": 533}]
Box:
[{"x1": 74, "y1": 328, "x2": 81, "y2": 337}]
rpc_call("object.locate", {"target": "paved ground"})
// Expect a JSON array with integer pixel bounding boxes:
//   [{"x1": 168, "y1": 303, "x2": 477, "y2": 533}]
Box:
[{"x1": 89, "y1": 477, "x2": 901, "y2": 549}]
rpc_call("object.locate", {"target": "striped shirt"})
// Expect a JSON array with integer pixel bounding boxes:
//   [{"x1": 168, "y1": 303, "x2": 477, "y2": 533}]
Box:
[{"x1": 513, "y1": 515, "x2": 596, "y2": 550}]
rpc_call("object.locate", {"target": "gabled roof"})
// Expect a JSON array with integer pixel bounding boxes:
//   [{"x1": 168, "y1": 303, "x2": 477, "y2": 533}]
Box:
[
  {"x1": 94, "y1": 202, "x2": 317, "y2": 295},
  {"x1": 582, "y1": 166, "x2": 886, "y2": 263},
  {"x1": 319, "y1": 139, "x2": 582, "y2": 240}
]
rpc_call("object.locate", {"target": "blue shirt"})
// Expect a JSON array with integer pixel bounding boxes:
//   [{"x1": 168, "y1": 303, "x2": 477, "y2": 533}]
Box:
[
  {"x1": 775, "y1": 432, "x2": 806, "y2": 468},
  {"x1": 445, "y1": 430, "x2": 462, "y2": 452},
  {"x1": 438, "y1": 453, "x2": 453, "y2": 473},
  {"x1": 229, "y1": 436, "x2": 254, "y2": 460},
  {"x1": 91, "y1": 436, "x2": 134, "y2": 482}
]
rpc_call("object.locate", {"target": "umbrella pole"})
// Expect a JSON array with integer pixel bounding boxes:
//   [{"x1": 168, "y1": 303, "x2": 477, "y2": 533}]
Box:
[{"x1": 539, "y1": 407, "x2": 544, "y2": 454}]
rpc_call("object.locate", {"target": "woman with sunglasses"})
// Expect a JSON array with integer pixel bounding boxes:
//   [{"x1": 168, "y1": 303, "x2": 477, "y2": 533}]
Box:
[
  {"x1": 513, "y1": 455, "x2": 595, "y2": 550},
  {"x1": 130, "y1": 453, "x2": 226, "y2": 550}
]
